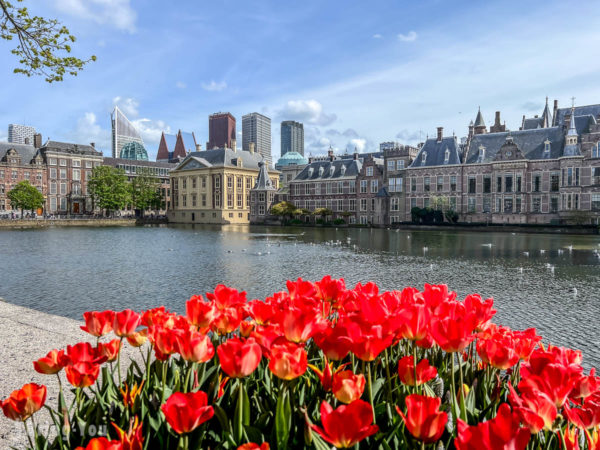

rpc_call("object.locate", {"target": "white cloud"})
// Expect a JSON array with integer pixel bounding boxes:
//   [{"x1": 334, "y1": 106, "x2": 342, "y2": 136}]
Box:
[
  {"x1": 53, "y1": 0, "x2": 137, "y2": 32},
  {"x1": 201, "y1": 80, "x2": 227, "y2": 92},
  {"x1": 372, "y1": 33, "x2": 383, "y2": 39},
  {"x1": 131, "y1": 118, "x2": 171, "y2": 145},
  {"x1": 175, "y1": 81, "x2": 187, "y2": 89},
  {"x1": 0, "y1": 130, "x2": 7, "y2": 142},
  {"x1": 277, "y1": 100, "x2": 337, "y2": 126},
  {"x1": 69, "y1": 112, "x2": 111, "y2": 152},
  {"x1": 348, "y1": 138, "x2": 367, "y2": 152},
  {"x1": 396, "y1": 129, "x2": 422, "y2": 142},
  {"x1": 397, "y1": 31, "x2": 417, "y2": 42},
  {"x1": 112, "y1": 96, "x2": 139, "y2": 118}
]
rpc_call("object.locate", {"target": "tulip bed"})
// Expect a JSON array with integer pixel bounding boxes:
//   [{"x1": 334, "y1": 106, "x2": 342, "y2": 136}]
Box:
[{"x1": 1, "y1": 277, "x2": 599, "y2": 449}]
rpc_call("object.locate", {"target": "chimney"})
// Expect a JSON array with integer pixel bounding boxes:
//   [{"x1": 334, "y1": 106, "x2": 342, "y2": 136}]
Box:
[
  {"x1": 436, "y1": 127, "x2": 443, "y2": 142},
  {"x1": 33, "y1": 133, "x2": 42, "y2": 148},
  {"x1": 90, "y1": 142, "x2": 95, "y2": 148},
  {"x1": 353, "y1": 151, "x2": 359, "y2": 160},
  {"x1": 494, "y1": 111, "x2": 501, "y2": 127},
  {"x1": 249, "y1": 142, "x2": 255, "y2": 154},
  {"x1": 195, "y1": 143, "x2": 201, "y2": 151},
  {"x1": 231, "y1": 139, "x2": 236, "y2": 152}
]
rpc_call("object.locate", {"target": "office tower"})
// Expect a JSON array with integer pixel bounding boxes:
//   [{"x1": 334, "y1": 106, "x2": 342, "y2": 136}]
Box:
[
  {"x1": 242, "y1": 112, "x2": 272, "y2": 165},
  {"x1": 8, "y1": 124, "x2": 36, "y2": 145},
  {"x1": 280, "y1": 120, "x2": 304, "y2": 156},
  {"x1": 208, "y1": 112, "x2": 236, "y2": 150},
  {"x1": 111, "y1": 106, "x2": 145, "y2": 158}
]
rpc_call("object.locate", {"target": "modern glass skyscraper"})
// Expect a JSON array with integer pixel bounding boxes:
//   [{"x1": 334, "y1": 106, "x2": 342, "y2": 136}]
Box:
[
  {"x1": 242, "y1": 112, "x2": 272, "y2": 166},
  {"x1": 111, "y1": 106, "x2": 145, "y2": 158},
  {"x1": 8, "y1": 124, "x2": 36, "y2": 145},
  {"x1": 280, "y1": 121, "x2": 304, "y2": 157}
]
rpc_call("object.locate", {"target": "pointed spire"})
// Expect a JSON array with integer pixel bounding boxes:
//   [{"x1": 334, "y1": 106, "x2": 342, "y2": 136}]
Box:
[
  {"x1": 567, "y1": 104, "x2": 578, "y2": 136},
  {"x1": 254, "y1": 161, "x2": 274, "y2": 190},
  {"x1": 541, "y1": 96, "x2": 553, "y2": 128},
  {"x1": 474, "y1": 107, "x2": 486, "y2": 127}
]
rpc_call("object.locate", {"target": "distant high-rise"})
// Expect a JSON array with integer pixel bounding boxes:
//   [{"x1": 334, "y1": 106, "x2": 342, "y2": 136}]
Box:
[
  {"x1": 208, "y1": 112, "x2": 236, "y2": 150},
  {"x1": 281, "y1": 121, "x2": 304, "y2": 157},
  {"x1": 8, "y1": 124, "x2": 36, "y2": 145},
  {"x1": 111, "y1": 106, "x2": 144, "y2": 158},
  {"x1": 242, "y1": 112, "x2": 272, "y2": 166}
]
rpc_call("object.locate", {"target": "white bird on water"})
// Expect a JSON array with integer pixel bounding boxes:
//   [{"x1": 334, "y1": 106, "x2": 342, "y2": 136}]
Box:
[
  {"x1": 567, "y1": 245, "x2": 574, "y2": 252},
  {"x1": 570, "y1": 287, "x2": 578, "y2": 296},
  {"x1": 483, "y1": 243, "x2": 492, "y2": 248},
  {"x1": 423, "y1": 246, "x2": 429, "y2": 253},
  {"x1": 518, "y1": 267, "x2": 524, "y2": 273},
  {"x1": 557, "y1": 249, "x2": 564, "y2": 255},
  {"x1": 540, "y1": 249, "x2": 546, "y2": 254},
  {"x1": 523, "y1": 251, "x2": 529, "y2": 257}
]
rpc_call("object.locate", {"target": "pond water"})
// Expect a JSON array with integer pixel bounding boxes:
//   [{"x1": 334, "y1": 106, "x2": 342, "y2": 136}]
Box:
[{"x1": 1, "y1": 225, "x2": 599, "y2": 366}]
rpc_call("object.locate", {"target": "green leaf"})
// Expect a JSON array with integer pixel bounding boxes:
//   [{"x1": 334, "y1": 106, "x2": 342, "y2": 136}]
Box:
[{"x1": 275, "y1": 387, "x2": 291, "y2": 450}]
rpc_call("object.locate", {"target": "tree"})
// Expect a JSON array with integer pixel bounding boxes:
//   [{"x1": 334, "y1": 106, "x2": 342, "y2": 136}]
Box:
[
  {"x1": 0, "y1": 0, "x2": 95, "y2": 82},
  {"x1": 313, "y1": 207, "x2": 333, "y2": 223},
  {"x1": 130, "y1": 168, "x2": 163, "y2": 217},
  {"x1": 88, "y1": 166, "x2": 130, "y2": 216},
  {"x1": 270, "y1": 201, "x2": 296, "y2": 223},
  {"x1": 7, "y1": 180, "x2": 44, "y2": 217}
]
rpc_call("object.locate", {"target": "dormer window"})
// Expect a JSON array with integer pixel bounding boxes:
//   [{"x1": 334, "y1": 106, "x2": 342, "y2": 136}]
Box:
[
  {"x1": 340, "y1": 165, "x2": 346, "y2": 175},
  {"x1": 543, "y1": 140, "x2": 551, "y2": 158},
  {"x1": 477, "y1": 145, "x2": 485, "y2": 163},
  {"x1": 308, "y1": 167, "x2": 314, "y2": 177},
  {"x1": 444, "y1": 148, "x2": 450, "y2": 164},
  {"x1": 329, "y1": 166, "x2": 335, "y2": 177},
  {"x1": 318, "y1": 166, "x2": 324, "y2": 176},
  {"x1": 421, "y1": 151, "x2": 427, "y2": 165}
]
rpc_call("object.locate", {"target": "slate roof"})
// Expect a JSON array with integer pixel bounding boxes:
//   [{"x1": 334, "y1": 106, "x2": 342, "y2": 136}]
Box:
[
  {"x1": 41, "y1": 140, "x2": 102, "y2": 156},
  {"x1": 103, "y1": 157, "x2": 177, "y2": 169},
  {"x1": 294, "y1": 159, "x2": 363, "y2": 181},
  {"x1": 474, "y1": 109, "x2": 486, "y2": 127},
  {"x1": 573, "y1": 115, "x2": 596, "y2": 135},
  {"x1": 522, "y1": 117, "x2": 544, "y2": 130},
  {"x1": 410, "y1": 136, "x2": 461, "y2": 167},
  {"x1": 253, "y1": 161, "x2": 276, "y2": 190},
  {"x1": 174, "y1": 148, "x2": 275, "y2": 171},
  {"x1": 555, "y1": 104, "x2": 600, "y2": 126},
  {"x1": 0, "y1": 142, "x2": 40, "y2": 163},
  {"x1": 465, "y1": 127, "x2": 565, "y2": 163}
]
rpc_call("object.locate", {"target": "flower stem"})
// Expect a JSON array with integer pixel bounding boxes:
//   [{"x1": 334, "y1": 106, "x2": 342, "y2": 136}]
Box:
[
  {"x1": 367, "y1": 362, "x2": 376, "y2": 423},
  {"x1": 160, "y1": 360, "x2": 168, "y2": 405},
  {"x1": 413, "y1": 343, "x2": 420, "y2": 395},
  {"x1": 458, "y1": 353, "x2": 467, "y2": 421},
  {"x1": 117, "y1": 337, "x2": 124, "y2": 387},
  {"x1": 22, "y1": 419, "x2": 34, "y2": 450}
]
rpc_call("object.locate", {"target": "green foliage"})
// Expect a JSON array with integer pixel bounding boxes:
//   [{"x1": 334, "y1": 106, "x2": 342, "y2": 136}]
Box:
[
  {"x1": 270, "y1": 201, "x2": 296, "y2": 218},
  {"x1": 88, "y1": 166, "x2": 130, "y2": 215},
  {"x1": 0, "y1": 0, "x2": 96, "y2": 82},
  {"x1": 333, "y1": 218, "x2": 346, "y2": 225},
  {"x1": 6, "y1": 179, "x2": 43, "y2": 215},
  {"x1": 313, "y1": 207, "x2": 333, "y2": 218},
  {"x1": 130, "y1": 167, "x2": 164, "y2": 217}
]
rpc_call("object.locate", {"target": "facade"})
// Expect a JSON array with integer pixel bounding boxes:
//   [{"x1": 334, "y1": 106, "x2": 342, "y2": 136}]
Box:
[
  {"x1": 383, "y1": 145, "x2": 419, "y2": 224},
  {"x1": 8, "y1": 124, "x2": 36, "y2": 145},
  {"x1": 208, "y1": 113, "x2": 236, "y2": 150},
  {"x1": 168, "y1": 147, "x2": 279, "y2": 224},
  {"x1": 380, "y1": 141, "x2": 401, "y2": 152},
  {"x1": 0, "y1": 142, "x2": 46, "y2": 213},
  {"x1": 41, "y1": 141, "x2": 104, "y2": 215},
  {"x1": 111, "y1": 106, "x2": 145, "y2": 159},
  {"x1": 102, "y1": 158, "x2": 176, "y2": 212},
  {"x1": 281, "y1": 121, "x2": 304, "y2": 157},
  {"x1": 156, "y1": 130, "x2": 198, "y2": 163},
  {"x1": 242, "y1": 113, "x2": 272, "y2": 166},
  {"x1": 356, "y1": 155, "x2": 386, "y2": 225},
  {"x1": 249, "y1": 161, "x2": 277, "y2": 224},
  {"x1": 275, "y1": 151, "x2": 308, "y2": 186}
]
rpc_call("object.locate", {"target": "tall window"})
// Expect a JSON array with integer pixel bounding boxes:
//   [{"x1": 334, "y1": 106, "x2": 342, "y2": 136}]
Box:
[
  {"x1": 592, "y1": 193, "x2": 600, "y2": 211},
  {"x1": 483, "y1": 176, "x2": 491, "y2": 193},
  {"x1": 424, "y1": 177, "x2": 430, "y2": 192},
  {"x1": 437, "y1": 176, "x2": 443, "y2": 191},
  {"x1": 349, "y1": 182, "x2": 356, "y2": 194},
  {"x1": 594, "y1": 168, "x2": 600, "y2": 185},
  {"x1": 387, "y1": 161, "x2": 395, "y2": 172},
  {"x1": 192, "y1": 177, "x2": 197, "y2": 189},
  {"x1": 496, "y1": 176, "x2": 502, "y2": 193},
  {"x1": 396, "y1": 160, "x2": 405, "y2": 170},
  {"x1": 360, "y1": 180, "x2": 367, "y2": 193},
  {"x1": 360, "y1": 198, "x2": 367, "y2": 211},
  {"x1": 411, "y1": 178, "x2": 417, "y2": 192},
  {"x1": 543, "y1": 140, "x2": 551, "y2": 158},
  {"x1": 421, "y1": 151, "x2": 427, "y2": 165},
  {"x1": 389, "y1": 178, "x2": 396, "y2": 192},
  {"x1": 593, "y1": 143, "x2": 600, "y2": 158},
  {"x1": 390, "y1": 197, "x2": 399, "y2": 211},
  {"x1": 444, "y1": 149, "x2": 450, "y2": 164},
  {"x1": 450, "y1": 176, "x2": 457, "y2": 192},
  {"x1": 550, "y1": 172, "x2": 560, "y2": 191},
  {"x1": 504, "y1": 174, "x2": 513, "y2": 193},
  {"x1": 237, "y1": 178, "x2": 242, "y2": 190},
  {"x1": 533, "y1": 174, "x2": 541, "y2": 192},
  {"x1": 516, "y1": 174, "x2": 522, "y2": 192},
  {"x1": 371, "y1": 180, "x2": 378, "y2": 193},
  {"x1": 366, "y1": 167, "x2": 373, "y2": 176},
  {"x1": 468, "y1": 177, "x2": 476, "y2": 194}
]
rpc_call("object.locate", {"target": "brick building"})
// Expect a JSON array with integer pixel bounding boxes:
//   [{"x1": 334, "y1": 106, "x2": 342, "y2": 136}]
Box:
[
  {"x1": 207, "y1": 113, "x2": 236, "y2": 150},
  {"x1": 0, "y1": 142, "x2": 46, "y2": 214}
]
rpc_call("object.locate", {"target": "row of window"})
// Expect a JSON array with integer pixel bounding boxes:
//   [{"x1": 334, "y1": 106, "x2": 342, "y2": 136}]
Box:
[
  {"x1": 48, "y1": 168, "x2": 91, "y2": 181},
  {"x1": 48, "y1": 158, "x2": 96, "y2": 168},
  {"x1": 291, "y1": 198, "x2": 379, "y2": 212},
  {"x1": 116, "y1": 164, "x2": 170, "y2": 176},
  {"x1": 386, "y1": 160, "x2": 406, "y2": 172},
  {"x1": 175, "y1": 175, "x2": 257, "y2": 192}
]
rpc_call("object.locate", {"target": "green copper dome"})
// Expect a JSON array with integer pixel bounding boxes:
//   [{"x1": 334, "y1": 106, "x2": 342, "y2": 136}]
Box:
[
  {"x1": 275, "y1": 151, "x2": 308, "y2": 169},
  {"x1": 120, "y1": 142, "x2": 149, "y2": 161}
]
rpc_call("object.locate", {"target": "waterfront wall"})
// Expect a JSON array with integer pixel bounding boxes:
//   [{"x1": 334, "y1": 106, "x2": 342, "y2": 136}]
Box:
[{"x1": 0, "y1": 219, "x2": 138, "y2": 228}]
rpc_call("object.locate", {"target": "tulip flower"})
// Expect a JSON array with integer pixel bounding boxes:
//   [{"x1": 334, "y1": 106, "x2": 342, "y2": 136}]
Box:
[
  {"x1": 518, "y1": 363, "x2": 579, "y2": 408},
  {"x1": 308, "y1": 358, "x2": 335, "y2": 392},
  {"x1": 186, "y1": 295, "x2": 215, "y2": 329},
  {"x1": 126, "y1": 329, "x2": 148, "y2": 348},
  {"x1": 65, "y1": 362, "x2": 100, "y2": 388},
  {"x1": 315, "y1": 275, "x2": 346, "y2": 304},
  {"x1": 247, "y1": 299, "x2": 277, "y2": 325},
  {"x1": 152, "y1": 326, "x2": 179, "y2": 361},
  {"x1": 33, "y1": 349, "x2": 68, "y2": 375},
  {"x1": 161, "y1": 391, "x2": 214, "y2": 434},
  {"x1": 75, "y1": 437, "x2": 123, "y2": 450},
  {"x1": 239, "y1": 320, "x2": 254, "y2": 337},
  {"x1": 267, "y1": 338, "x2": 307, "y2": 380},
  {"x1": 311, "y1": 400, "x2": 379, "y2": 448},
  {"x1": 65, "y1": 342, "x2": 106, "y2": 365},
  {"x1": 561, "y1": 426, "x2": 580, "y2": 450},
  {"x1": 211, "y1": 307, "x2": 245, "y2": 335},
  {"x1": 98, "y1": 339, "x2": 121, "y2": 363},
  {"x1": 80, "y1": 310, "x2": 115, "y2": 337},
  {"x1": 396, "y1": 303, "x2": 430, "y2": 341},
  {"x1": 175, "y1": 329, "x2": 215, "y2": 363},
  {"x1": 396, "y1": 394, "x2": 447, "y2": 444},
  {"x1": 571, "y1": 369, "x2": 600, "y2": 399},
  {"x1": 120, "y1": 380, "x2": 144, "y2": 409},
  {"x1": 1, "y1": 383, "x2": 47, "y2": 421},
  {"x1": 332, "y1": 370, "x2": 365, "y2": 404},
  {"x1": 455, "y1": 403, "x2": 530, "y2": 450},
  {"x1": 113, "y1": 309, "x2": 141, "y2": 338},
  {"x1": 430, "y1": 302, "x2": 477, "y2": 353},
  {"x1": 280, "y1": 305, "x2": 328, "y2": 343},
  {"x1": 238, "y1": 443, "x2": 270, "y2": 450},
  {"x1": 463, "y1": 293, "x2": 496, "y2": 331},
  {"x1": 217, "y1": 337, "x2": 262, "y2": 378},
  {"x1": 348, "y1": 322, "x2": 394, "y2": 362},
  {"x1": 477, "y1": 335, "x2": 519, "y2": 370},
  {"x1": 286, "y1": 277, "x2": 318, "y2": 300},
  {"x1": 207, "y1": 284, "x2": 247, "y2": 310},
  {"x1": 508, "y1": 384, "x2": 557, "y2": 433},
  {"x1": 112, "y1": 416, "x2": 144, "y2": 450},
  {"x1": 397, "y1": 356, "x2": 438, "y2": 386},
  {"x1": 313, "y1": 325, "x2": 354, "y2": 361},
  {"x1": 563, "y1": 401, "x2": 600, "y2": 430}
]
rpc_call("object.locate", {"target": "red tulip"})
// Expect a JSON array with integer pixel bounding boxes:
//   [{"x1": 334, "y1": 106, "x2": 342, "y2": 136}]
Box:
[
  {"x1": 313, "y1": 325, "x2": 354, "y2": 361},
  {"x1": 267, "y1": 338, "x2": 307, "y2": 380},
  {"x1": 161, "y1": 391, "x2": 214, "y2": 434},
  {"x1": 455, "y1": 403, "x2": 530, "y2": 450},
  {"x1": 280, "y1": 305, "x2": 328, "y2": 343},
  {"x1": 248, "y1": 299, "x2": 277, "y2": 325},
  {"x1": 571, "y1": 369, "x2": 600, "y2": 400},
  {"x1": 65, "y1": 362, "x2": 100, "y2": 388},
  {"x1": 175, "y1": 329, "x2": 215, "y2": 363},
  {"x1": 396, "y1": 394, "x2": 447, "y2": 444},
  {"x1": 396, "y1": 303, "x2": 430, "y2": 341},
  {"x1": 112, "y1": 416, "x2": 144, "y2": 450},
  {"x1": 421, "y1": 284, "x2": 456, "y2": 312},
  {"x1": 65, "y1": 342, "x2": 105, "y2": 365},
  {"x1": 561, "y1": 426, "x2": 580, "y2": 450},
  {"x1": 519, "y1": 363, "x2": 579, "y2": 408},
  {"x1": 316, "y1": 275, "x2": 346, "y2": 304},
  {"x1": 126, "y1": 330, "x2": 148, "y2": 348},
  {"x1": 239, "y1": 320, "x2": 254, "y2": 337},
  {"x1": 430, "y1": 301, "x2": 477, "y2": 353},
  {"x1": 211, "y1": 306, "x2": 245, "y2": 335},
  {"x1": 98, "y1": 339, "x2": 122, "y2": 363},
  {"x1": 238, "y1": 443, "x2": 269, "y2": 450},
  {"x1": 332, "y1": 370, "x2": 365, "y2": 404},
  {"x1": 1, "y1": 383, "x2": 46, "y2": 421},
  {"x1": 308, "y1": 358, "x2": 335, "y2": 392},
  {"x1": 397, "y1": 356, "x2": 437, "y2": 386},
  {"x1": 75, "y1": 437, "x2": 123, "y2": 450},
  {"x1": 151, "y1": 326, "x2": 179, "y2": 361},
  {"x1": 508, "y1": 384, "x2": 557, "y2": 433},
  {"x1": 207, "y1": 284, "x2": 247, "y2": 310},
  {"x1": 81, "y1": 310, "x2": 115, "y2": 337},
  {"x1": 113, "y1": 309, "x2": 141, "y2": 338},
  {"x1": 463, "y1": 293, "x2": 496, "y2": 331},
  {"x1": 186, "y1": 295, "x2": 215, "y2": 329},
  {"x1": 564, "y1": 401, "x2": 600, "y2": 430},
  {"x1": 286, "y1": 277, "x2": 318, "y2": 300},
  {"x1": 33, "y1": 349, "x2": 68, "y2": 375},
  {"x1": 512, "y1": 328, "x2": 542, "y2": 361},
  {"x1": 477, "y1": 335, "x2": 519, "y2": 370},
  {"x1": 348, "y1": 322, "x2": 394, "y2": 362},
  {"x1": 217, "y1": 337, "x2": 262, "y2": 378},
  {"x1": 311, "y1": 400, "x2": 379, "y2": 448}
]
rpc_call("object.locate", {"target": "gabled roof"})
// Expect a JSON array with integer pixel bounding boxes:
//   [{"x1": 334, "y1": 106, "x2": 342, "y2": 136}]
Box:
[
  {"x1": 293, "y1": 158, "x2": 362, "y2": 181},
  {"x1": 522, "y1": 117, "x2": 544, "y2": 130},
  {"x1": 541, "y1": 98, "x2": 553, "y2": 127},
  {"x1": 555, "y1": 104, "x2": 600, "y2": 126},
  {"x1": 180, "y1": 132, "x2": 196, "y2": 153},
  {"x1": 0, "y1": 142, "x2": 40, "y2": 163},
  {"x1": 410, "y1": 136, "x2": 461, "y2": 167},
  {"x1": 173, "y1": 148, "x2": 272, "y2": 172},
  {"x1": 465, "y1": 127, "x2": 564, "y2": 163},
  {"x1": 41, "y1": 140, "x2": 101, "y2": 156}
]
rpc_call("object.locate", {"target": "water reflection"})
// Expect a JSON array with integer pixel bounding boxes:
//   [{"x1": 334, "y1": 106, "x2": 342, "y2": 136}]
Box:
[{"x1": 0, "y1": 225, "x2": 599, "y2": 367}]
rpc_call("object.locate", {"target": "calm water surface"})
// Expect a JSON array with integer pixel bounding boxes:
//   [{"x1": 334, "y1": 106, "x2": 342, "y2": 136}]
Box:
[{"x1": 1, "y1": 225, "x2": 599, "y2": 366}]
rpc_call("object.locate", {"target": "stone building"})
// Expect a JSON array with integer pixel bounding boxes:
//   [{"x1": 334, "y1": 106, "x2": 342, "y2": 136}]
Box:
[
  {"x1": 168, "y1": 146, "x2": 279, "y2": 224},
  {"x1": 40, "y1": 141, "x2": 104, "y2": 215},
  {"x1": 249, "y1": 161, "x2": 277, "y2": 224},
  {"x1": 382, "y1": 144, "x2": 419, "y2": 224},
  {"x1": 356, "y1": 154, "x2": 385, "y2": 225},
  {"x1": 0, "y1": 142, "x2": 46, "y2": 214}
]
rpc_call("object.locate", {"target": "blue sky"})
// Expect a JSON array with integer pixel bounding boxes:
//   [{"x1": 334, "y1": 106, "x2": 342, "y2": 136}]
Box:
[{"x1": 1, "y1": 0, "x2": 600, "y2": 160}]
